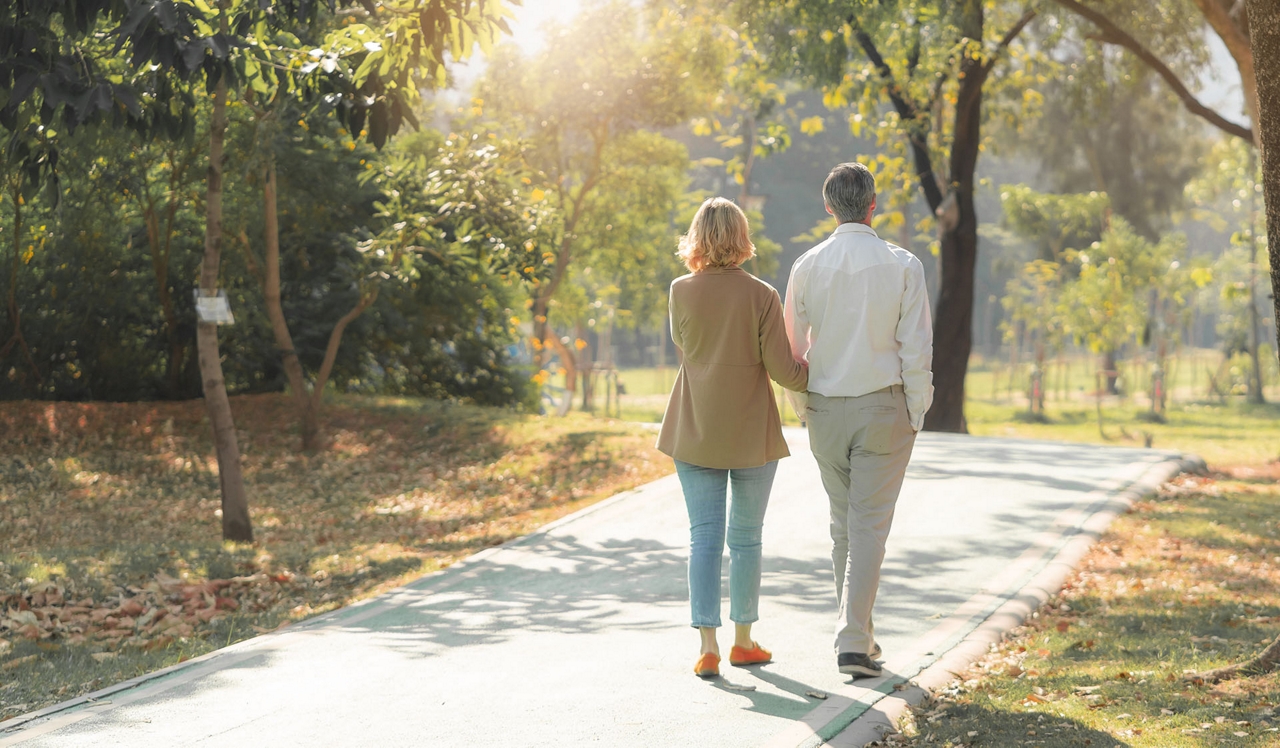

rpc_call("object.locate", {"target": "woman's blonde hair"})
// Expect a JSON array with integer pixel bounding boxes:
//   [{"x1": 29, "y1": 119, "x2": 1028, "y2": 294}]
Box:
[{"x1": 677, "y1": 197, "x2": 756, "y2": 272}]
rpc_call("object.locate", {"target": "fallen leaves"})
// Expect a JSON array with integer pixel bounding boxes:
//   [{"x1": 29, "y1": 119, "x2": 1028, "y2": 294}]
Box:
[
  {"x1": 1, "y1": 654, "x2": 37, "y2": 671},
  {"x1": 0, "y1": 572, "x2": 312, "y2": 655},
  {"x1": 880, "y1": 469, "x2": 1280, "y2": 746},
  {"x1": 1, "y1": 395, "x2": 671, "y2": 717}
]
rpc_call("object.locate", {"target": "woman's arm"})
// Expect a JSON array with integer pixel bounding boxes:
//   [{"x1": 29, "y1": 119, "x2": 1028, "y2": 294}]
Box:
[
  {"x1": 668, "y1": 284, "x2": 684, "y2": 355},
  {"x1": 760, "y1": 290, "x2": 808, "y2": 392}
]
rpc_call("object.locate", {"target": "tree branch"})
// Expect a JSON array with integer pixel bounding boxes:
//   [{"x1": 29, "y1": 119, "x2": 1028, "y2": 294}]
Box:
[
  {"x1": 1050, "y1": 0, "x2": 1254, "y2": 143},
  {"x1": 1194, "y1": 0, "x2": 1251, "y2": 52},
  {"x1": 851, "y1": 25, "x2": 924, "y2": 121},
  {"x1": 310, "y1": 285, "x2": 379, "y2": 410},
  {"x1": 850, "y1": 23, "x2": 945, "y2": 212},
  {"x1": 983, "y1": 9, "x2": 1038, "y2": 74}
]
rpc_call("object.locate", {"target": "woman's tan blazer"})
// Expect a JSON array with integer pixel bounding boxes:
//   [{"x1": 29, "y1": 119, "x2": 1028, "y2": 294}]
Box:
[{"x1": 656, "y1": 267, "x2": 808, "y2": 469}]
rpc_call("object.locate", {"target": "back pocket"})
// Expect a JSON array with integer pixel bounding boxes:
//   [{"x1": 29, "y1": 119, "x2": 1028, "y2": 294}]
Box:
[{"x1": 860, "y1": 405, "x2": 898, "y2": 454}]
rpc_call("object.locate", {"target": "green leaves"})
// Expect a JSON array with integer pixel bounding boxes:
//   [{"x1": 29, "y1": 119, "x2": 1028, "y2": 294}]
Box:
[
  {"x1": 360, "y1": 129, "x2": 549, "y2": 289},
  {"x1": 1059, "y1": 218, "x2": 1200, "y2": 355},
  {"x1": 476, "y1": 0, "x2": 710, "y2": 331},
  {"x1": 1001, "y1": 184, "x2": 1110, "y2": 261}
]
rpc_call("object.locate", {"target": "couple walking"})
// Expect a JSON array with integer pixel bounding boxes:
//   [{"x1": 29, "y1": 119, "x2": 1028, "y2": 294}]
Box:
[{"x1": 656, "y1": 162, "x2": 934, "y2": 679}]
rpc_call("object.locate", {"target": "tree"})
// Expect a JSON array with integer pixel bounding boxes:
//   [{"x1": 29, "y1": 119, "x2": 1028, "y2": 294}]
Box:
[
  {"x1": 1017, "y1": 44, "x2": 1206, "y2": 240},
  {"x1": 158, "y1": 0, "x2": 512, "y2": 535},
  {"x1": 1000, "y1": 260, "x2": 1064, "y2": 418},
  {"x1": 121, "y1": 134, "x2": 207, "y2": 398},
  {"x1": 198, "y1": 66, "x2": 254, "y2": 540},
  {"x1": 478, "y1": 1, "x2": 721, "y2": 412},
  {"x1": 1048, "y1": 0, "x2": 1255, "y2": 148},
  {"x1": 4, "y1": 0, "x2": 519, "y2": 539},
  {"x1": 1179, "y1": 1, "x2": 1280, "y2": 685},
  {"x1": 217, "y1": 0, "x2": 508, "y2": 450},
  {"x1": 998, "y1": 186, "x2": 1109, "y2": 409},
  {"x1": 686, "y1": 8, "x2": 796, "y2": 223},
  {"x1": 736, "y1": 0, "x2": 1041, "y2": 432},
  {"x1": 1247, "y1": 0, "x2": 1280, "y2": 361},
  {"x1": 1047, "y1": 0, "x2": 1280, "y2": 386},
  {"x1": 1186, "y1": 137, "x2": 1269, "y2": 403},
  {"x1": 1060, "y1": 221, "x2": 1150, "y2": 391},
  {"x1": 1059, "y1": 218, "x2": 1202, "y2": 414},
  {"x1": 355, "y1": 128, "x2": 547, "y2": 399},
  {"x1": 0, "y1": 1, "x2": 182, "y2": 394},
  {"x1": 1001, "y1": 185, "x2": 1109, "y2": 261}
]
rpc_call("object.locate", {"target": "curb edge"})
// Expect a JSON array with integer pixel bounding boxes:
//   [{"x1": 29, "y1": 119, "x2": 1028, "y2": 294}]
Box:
[{"x1": 826, "y1": 454, "x2": 1203, "y2": 748}]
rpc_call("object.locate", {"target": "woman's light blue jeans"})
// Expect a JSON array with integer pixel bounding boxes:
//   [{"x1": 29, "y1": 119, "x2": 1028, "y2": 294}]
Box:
[{"x1": 675, "y1": 459, "x2": 778, "y2": 629}]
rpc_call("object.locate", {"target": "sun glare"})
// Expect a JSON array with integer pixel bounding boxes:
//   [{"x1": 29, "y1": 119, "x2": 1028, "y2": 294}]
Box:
[{"x1": 506, "y1": 0, "x2": 585, "y2": 52}]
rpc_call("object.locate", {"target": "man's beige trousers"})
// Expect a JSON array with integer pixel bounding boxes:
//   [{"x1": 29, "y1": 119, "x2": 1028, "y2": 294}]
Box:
[{"x1": 806, "y1": 386, "x2": 916, "y2": 655}]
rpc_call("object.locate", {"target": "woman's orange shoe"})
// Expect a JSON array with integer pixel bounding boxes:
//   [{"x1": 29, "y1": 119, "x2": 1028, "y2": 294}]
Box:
[
  {"x1": 729, "y1": 642, "x2": 772, "y2": 666},
  {"x1": 694, "y1": 652, "x2": 720, "y2": 678}
]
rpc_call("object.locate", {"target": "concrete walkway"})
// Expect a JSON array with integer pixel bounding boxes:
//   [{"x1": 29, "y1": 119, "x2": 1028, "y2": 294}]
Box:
[{"x1": 2, "y1": 431, "x2": 1194, "y2": 747}]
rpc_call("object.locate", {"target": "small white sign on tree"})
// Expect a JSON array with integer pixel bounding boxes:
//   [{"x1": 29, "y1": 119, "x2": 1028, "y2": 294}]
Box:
[{"x1": 194, "y1": 290, "x2": 235, "y2": 326}]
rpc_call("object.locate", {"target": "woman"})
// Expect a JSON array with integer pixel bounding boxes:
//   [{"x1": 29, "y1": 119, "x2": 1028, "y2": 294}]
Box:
[{"x1": 656, "y1": 197, "x2": 808, "y2": 678}]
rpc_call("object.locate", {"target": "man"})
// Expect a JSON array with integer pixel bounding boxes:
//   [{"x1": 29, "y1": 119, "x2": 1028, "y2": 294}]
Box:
[{"x1": 783, "y1": 162, "x2": 933, "y2": 678}]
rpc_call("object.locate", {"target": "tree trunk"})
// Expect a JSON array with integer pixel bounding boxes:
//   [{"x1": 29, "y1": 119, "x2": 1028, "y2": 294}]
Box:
[
  {"x1": 1103, "y1": 349, "x2": 1119, "y2": 394},
  {"x1": 1, "y1": 178, "x2": 41, "y2": 389},
  {"x1": 198, "y1": 75, "x2": 252, "y2": 543},
  {"x1": 531, "y1": 293, "x2": 577, "y2": 415},
  {"x1": 1247, "y1": 0, "x2": 1280, "y2": 364},
  {"x1": 307, "y1": 286, "x2": 379, "y2": 449},
  {"x1": 531, "y1": 296, "x2": 552, "y2": 369},
  {"x1": 923, "y1": 0, "x2": 986, "y2": 433},
  {"x1": 1246, "y1": 148, "x2": 1266, "y2": 404},
  {"x1": 579, "y1": 323, "x2": 594, "y2": 412},
  {"x1": 1191, "y1": 618, "x2": 1280, "y2": 682},
  {"x1": 928, "y1": 216, "x2": 978, "y2": 432},
  {"x1": 260, "y1": 156, "x2": 317, "y2": 450},
  {"x1": 141, "y1": 185, "x2": 186, "y2": 398},
  {"x1": 530, "y1": 228, "x2": 574, "y2": 374},
  {"x1": 1193, "y1": 0, "x2": 1259, "y2": 144},
  {"x1": 544, "y1": 332, "x2": 577, "y2": 416},
  {"x1": 527, "y1": 156, "x2": 599, "y2": 414}
]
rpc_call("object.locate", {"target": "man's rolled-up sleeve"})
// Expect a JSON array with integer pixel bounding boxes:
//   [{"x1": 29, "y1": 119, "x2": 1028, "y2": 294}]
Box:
[
  {"x1": 782, "y1": 260, "x2": 812, "y2": 417},
  {"x1": 896, "y1": 258, "x2": 934, "y2": 430}
]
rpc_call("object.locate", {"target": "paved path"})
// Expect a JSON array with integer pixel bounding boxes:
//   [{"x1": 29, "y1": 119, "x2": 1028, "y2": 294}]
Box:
[{"x1": 3, "y1": 432, "x2": 1190, "y2": 747}]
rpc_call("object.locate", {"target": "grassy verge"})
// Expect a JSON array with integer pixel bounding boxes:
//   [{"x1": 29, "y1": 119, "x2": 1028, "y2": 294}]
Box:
[
  {"x1": 965, "y1": 399, "x2": 1280, "y2": 466},
  {"x1": 607, "y1": 361, "x2": 1280, "y2": 449},
  {"x1": 610, "y1": 368, "x2": 806, "y2": 426},
  {"x1": 0, "y1": 394, "x2": 670, "y2": 719},
  {"x1": 890, "y1": 468, "x2": 1280, "y2": 747}
]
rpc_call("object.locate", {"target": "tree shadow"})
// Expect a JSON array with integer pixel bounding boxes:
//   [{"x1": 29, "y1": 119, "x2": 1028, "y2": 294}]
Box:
[
  {"x1": 907, "y1": 435, "x2": 1163, "y2": 494},
  {"x1": 914, "y1": 700, "x2": 1128, "y2": 746}
]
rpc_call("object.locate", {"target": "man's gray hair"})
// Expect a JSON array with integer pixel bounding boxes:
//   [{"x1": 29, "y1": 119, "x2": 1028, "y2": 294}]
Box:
[{"x1": 823, "y1": 162, "x2": 876, "y2": 224}]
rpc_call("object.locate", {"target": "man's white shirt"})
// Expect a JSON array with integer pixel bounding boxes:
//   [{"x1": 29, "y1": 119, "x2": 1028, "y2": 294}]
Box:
[{"x1": 784, "y1": 222, "x2": 934, "y2": 431}]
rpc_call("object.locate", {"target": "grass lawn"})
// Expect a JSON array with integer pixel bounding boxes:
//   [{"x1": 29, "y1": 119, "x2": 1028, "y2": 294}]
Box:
[
  {"x1": 608, "y1": 358, "x2": 1280, "y2": 462},
  {"x1": 965, "y1": 399, "x2": 1280, "y2": 467},
  {"x1": 893, "y1": 469, "x2": 1280, "y2": 747},
  {"x1": 0, "y1": 394, "x2": 670, "y2": 719}
]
